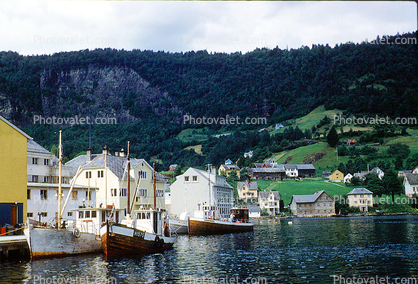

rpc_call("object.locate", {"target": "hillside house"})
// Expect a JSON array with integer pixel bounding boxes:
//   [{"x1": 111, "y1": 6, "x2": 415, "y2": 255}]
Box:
[
  {"x1": 247, "y1": 167, "x2": 286, "y2": 180},
  {"x1": 344, "y1": 173, "x2": 353, "y2": 183},
  {"x1": 296, "y1": 164, "x2": 316, "y2": 177},
  {"x1": 347, "y1": 188, "x2": 373, "y2": 212},
  {"x1": 237, "y1": 180, "x2": 258, "y2": 200},
  {"x1": 218, "y1": 164, "x2": 240, "y2": 178},
  {"x1": 370, "y1": 167, "x2": 385, "y2": 179},
  {"x1": 259, "y1": 191, "x2": 280, "y2": 216},
  {"x1": 322, "y1": 171, "x2": 332, "y2": 178},
  {"x1": 413, "y1": 166, "x2": 418, "y2": 174},
  {"x1": 290, "y1": 190, "x2": 335, "y2": 217},
  {"x1": 243, "y1": 151, "x2": 253, "y2": 158},
  {"x1": 284, "y1": 165, "x2": 298, "y2": 179},
  {"x1": 398, "y1": 170, "x2": 412, "y2": 177},
  {"x1": 275, "y1": 124, "x2": 284, "y2": 130},
  {"x1": 404, "y1": 173, "x2": 418, "y2": 197},
  {"x1": 347, "y1": 139, "x2": 357, "y2": 146},
  {"x1": 0, "y1": 116, "x2": 32, "y2": 226},
  {"x1": 329, "y1": 170, "x2": 344, "y2": 182},
  {"x1": 168, "y1": 164, "x2": 178, "y2": 171},
  {"x1": 265, "y1": 158, "x2": 278, "y2": 168}
]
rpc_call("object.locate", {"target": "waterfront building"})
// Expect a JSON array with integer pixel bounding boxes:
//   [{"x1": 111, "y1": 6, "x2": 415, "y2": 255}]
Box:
[
  {"x1": 290, "y1": 190, "x2": 335, "y2": 217},
  {"x1": 66, "y1": 148, "x2": 167, "y2": 214},
  {"x1": 0, "y1": 116, "x2": 32, "y2": 226},
  {"x1": 404, "y1": 173, "x2": 418, "y2": 198},
  {"x1": 26, "y1": 140, "x2": 95, "y2": 224},
  {"x1": 259, "y1": 191, "x2": 280, "y2": 215},
  {"x1": 170, "y1": 167, "x2": 234, "y2": 219},
  {"x1": 347, "y1": 188, "x2": 373, "y2": 212}
]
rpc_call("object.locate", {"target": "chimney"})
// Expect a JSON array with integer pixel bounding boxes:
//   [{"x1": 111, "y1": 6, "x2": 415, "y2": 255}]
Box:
[
  {"x1": 119, "y1": 148, "x2": 125, "y2": 157},
  {"x1": 86, "y1": 148, "x2": 92, "y2": 162},
  {"x1": 115, "y1": 151, "x2": 119, "y2": 157},
  {"x1": 211, "y1": 166, "x2": 217, "y2": 175},
  {"x1": 102, "y1": 146, "x2": 108, "y2": 155}
]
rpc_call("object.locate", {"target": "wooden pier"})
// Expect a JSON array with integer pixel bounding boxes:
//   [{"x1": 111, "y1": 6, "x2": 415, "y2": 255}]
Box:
[{"x1": 0, "y1": 235, "x2": 29, "y2": 260}]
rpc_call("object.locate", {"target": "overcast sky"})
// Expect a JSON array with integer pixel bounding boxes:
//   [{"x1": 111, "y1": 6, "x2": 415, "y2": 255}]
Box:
[{"x1": 1, "y1": 1, "x2": 416, "y2": 56}]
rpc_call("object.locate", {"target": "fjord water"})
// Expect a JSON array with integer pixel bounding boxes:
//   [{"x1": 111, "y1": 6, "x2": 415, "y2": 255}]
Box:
[{"x1": 1, "y1": 215, "x2": 418, "y2": 283}]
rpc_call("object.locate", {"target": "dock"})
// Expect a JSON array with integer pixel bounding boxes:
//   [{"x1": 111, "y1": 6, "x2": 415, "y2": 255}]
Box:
[{"x1": 0, "y1": 235, "x2": 29, "y2": 260}]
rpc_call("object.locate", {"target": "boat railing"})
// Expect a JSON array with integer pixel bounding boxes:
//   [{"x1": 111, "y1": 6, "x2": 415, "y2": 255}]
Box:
[{"x1": 67, "y1": 220, "x2": 100, "y2": 235}]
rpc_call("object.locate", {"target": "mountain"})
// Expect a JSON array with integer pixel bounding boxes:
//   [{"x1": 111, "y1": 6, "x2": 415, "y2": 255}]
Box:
[{"x1": 0, "y1": 32, "x2": 416, "y2": 169}]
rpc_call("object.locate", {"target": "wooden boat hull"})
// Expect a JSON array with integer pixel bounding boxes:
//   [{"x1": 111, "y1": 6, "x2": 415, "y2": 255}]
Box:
[
  {"x1": 24, "y1": 225, "x2": 102, "y2": 260},
  {"x1": 100, "y1": 222, "x2": 176, "y2": 257},
  {"x1": 188, "y1": 218, "x2": 254, "y2": 235},
  {"x1": 169, "y1": 218, "x2": 189, "y2": 234}
]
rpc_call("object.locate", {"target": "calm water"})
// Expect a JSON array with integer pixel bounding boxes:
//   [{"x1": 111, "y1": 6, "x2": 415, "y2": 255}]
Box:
[{"x1": 1, "y1": 215, "x2": 418, "y2": 284}]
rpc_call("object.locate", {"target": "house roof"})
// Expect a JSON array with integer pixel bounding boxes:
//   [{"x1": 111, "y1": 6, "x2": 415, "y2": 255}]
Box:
[
  {"x1": 371, "y1": 167, "x2": 384, "y2": 174},
  {"x1": 259, "y1": 191, "x2": 280, "y2": 199},
  {"x1": 249, "y1": 167, "x2": 285, "y2": 173},
  {"x1": 347, "y1": 188, "x2": 373, "y2": 195},
  {"x1": 222, "y1": 164, "x2": 240, "y2": 171},
  {"x1": 0, "y1": 115, "x2": 32, "y2": 140},
  {"x1": 405, "y1": 174, "x2": 418, "y2": 186},
  {"x1": 291, "y1": 190, "x2": 329, "y2": 203},
  {"x1": 27, "y1": 140, "x2": 53, "y2": 155},
  {"x1": 237, "y1": 181, "x2": 258, "y2": 190},
  {"x1": 246, "y1": 205, "x2": 260, "y2": 213},
  {"x1": 254, "y1": 163, "x2": 266, "y2": 168},
  {"x1": 295, "y1": 164, "x2": 315, "y2": 170},
  {"x1": 354, "y1": 172, "x2": 367, "y2": 178}
]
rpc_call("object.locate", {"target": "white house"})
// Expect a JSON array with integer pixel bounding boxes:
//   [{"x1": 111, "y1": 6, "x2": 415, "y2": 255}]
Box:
[
  {"x1": 344, "y1": 173, "x2": 353, "y2": 183},
  {"x1": 404, "y1": 173, "x2": 418, "y2": 197},
  {"x1": 370, "y1": 167, "x2": 385, "y2": 180},
  {"x1": 169, "y1": 167, "x2": 234, "y2": 219},
  {"x1": 243, "y1": 151, "x2": 253, "y2": 158},
  {"x1": 284, "y1": 165, "x2": 298, "y2": 179},
  {"x1": 347, "y1": 188, "x2": 373, "y2": 212},
  {"x1": 26, "y1": 140, "x2": 94, "y2": 224},
  {"x1": 259, "y1": 191, "x2": 280, "y2": 215}
]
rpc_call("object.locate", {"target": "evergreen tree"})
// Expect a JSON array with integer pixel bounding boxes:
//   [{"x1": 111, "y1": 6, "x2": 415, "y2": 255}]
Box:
[
  {"x1": 326, "y1": 126, "x2": 339, "y2": 147},
  {"x1": 382, "y1": 170, "x2": 403, "y2": 203}
]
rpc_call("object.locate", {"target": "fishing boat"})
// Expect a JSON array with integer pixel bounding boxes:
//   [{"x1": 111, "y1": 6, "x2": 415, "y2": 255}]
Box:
[
  {"x1": 169, "y1": 212, "x2": 189, "y2": 234},
  {"x1": 24, "y1": 131, "x2": 121, "y2": 260},
  {"x1": 100, "y1": 145, "x2": 176, "y2": 257},
  {"x1": 188, "y1": 206, "x2": 253, "y2": 235}
]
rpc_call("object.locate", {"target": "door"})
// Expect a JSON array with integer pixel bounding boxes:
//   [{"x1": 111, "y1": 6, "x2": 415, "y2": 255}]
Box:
[{"x1": 11, "y1": 205, "x2": 17, "y2": 226}]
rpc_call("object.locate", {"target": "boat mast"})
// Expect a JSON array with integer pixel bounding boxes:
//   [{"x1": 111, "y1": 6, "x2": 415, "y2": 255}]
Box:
[
  {"x1": 153, "y1": 163, "x2": 157, "y2": 209},
  {"x1": 207, "y1": 164, "x2": 211, "y2": 219},
  {"x1": 127, "y1": 141, "x2": 130, "y2": 217},
  {"x1": 57, "y1": 130, "x2": 62, "y2": 229}
]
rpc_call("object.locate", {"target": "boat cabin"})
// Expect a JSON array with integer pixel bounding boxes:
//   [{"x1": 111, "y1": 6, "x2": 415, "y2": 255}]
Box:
[
  {"x1": 122, "y1": 208, "x2": 170, "y2": 237},
  {"x1": 69, "y1": 207, "x2": 124, "y2": 236},
  {"x1": 230, "y1": 207, "x2": 250, "y2": 222}
]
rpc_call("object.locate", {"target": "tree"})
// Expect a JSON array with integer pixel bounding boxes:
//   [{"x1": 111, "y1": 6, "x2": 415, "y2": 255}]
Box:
[
  {"x1": 393, "y1": 156, "x2": 404, "y2": 170},
  {"x1": 173, "y1": 165, "x2": 182, "y2": 177},
  {"x1": 382, "y1": 170, "x2": 403, "y2": 203},
  {"x1": 326, "y1": 126, "x2": 339, "y2": 147},
  {"x1": 387, "y1": 143, "x2": 410, "y2": 159},
  {"x1": 365, "y1": 173, "x2": 384, "y2": 197}
]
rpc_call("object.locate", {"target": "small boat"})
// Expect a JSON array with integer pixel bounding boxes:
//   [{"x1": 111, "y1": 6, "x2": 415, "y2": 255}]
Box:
[
  {"x1": 169, "y1": 212, "x2": 189, "y2": 234},
  {"x1": 100, "y1": 147, "x2": 176, "y2": 257},
  {"x1": 188, "y1": 207, "x2": 253, "y2": 235},
  {"x1": 100, "y1": 208, "x2": 176, "y2": 257}
]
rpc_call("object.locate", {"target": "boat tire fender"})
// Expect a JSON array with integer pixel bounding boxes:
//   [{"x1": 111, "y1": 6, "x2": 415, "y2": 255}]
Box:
[
  {"x1": 73, "y1": 228, "x2": 81, "y2": 238},
  {"x1": 159, "y1": 238, "x2": 164, "y2": 248},
  {"x1": 154, "y1": 236, "x2": 160, "y2": 248}
]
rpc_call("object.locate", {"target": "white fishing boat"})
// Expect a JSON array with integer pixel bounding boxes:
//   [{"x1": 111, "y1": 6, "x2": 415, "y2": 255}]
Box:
[
  {"x1": 24, "y1": 131, "x2": 122, "y2": 260},
  {"x1": 169, "y1": 212, "x2": 189, "y2": 234}
]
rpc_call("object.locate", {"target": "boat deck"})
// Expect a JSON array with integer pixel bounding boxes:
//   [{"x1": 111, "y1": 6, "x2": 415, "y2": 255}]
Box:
[{"x1": 0, "y1": 235, "x2": 28, "y2": 259}]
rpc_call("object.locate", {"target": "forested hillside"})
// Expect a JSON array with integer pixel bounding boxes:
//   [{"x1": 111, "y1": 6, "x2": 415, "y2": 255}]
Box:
[{"x1": 0, "y1": 32, "x2": 416, "y2": 170}]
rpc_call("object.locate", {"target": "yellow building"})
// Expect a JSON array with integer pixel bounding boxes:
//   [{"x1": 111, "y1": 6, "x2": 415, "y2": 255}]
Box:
[
  {"x1": 218, "y1": 164, "x2": 240, "y2": 178},
  {"x1": 329, "y1": 170, "x2": 344, "y2": 183},
  {"x1": 0, "y1": 116, "x2": 32, "y2": 226},
  {"x1": 347, "y1": 188, "x2": 373, "y2": 212},
  {"x1": 237, "y1": 180, "x2": 258, "y2": 200}
]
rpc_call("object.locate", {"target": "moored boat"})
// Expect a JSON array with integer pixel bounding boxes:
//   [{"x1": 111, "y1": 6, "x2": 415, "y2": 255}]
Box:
[{"x1": 188, "y1": 207, "x2": 253, "y2": 235}]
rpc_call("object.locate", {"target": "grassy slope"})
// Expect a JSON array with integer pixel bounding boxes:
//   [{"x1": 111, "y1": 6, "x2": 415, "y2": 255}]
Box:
[{"x1": 185, "y1": 144, "x2": 203, "y2": 155}]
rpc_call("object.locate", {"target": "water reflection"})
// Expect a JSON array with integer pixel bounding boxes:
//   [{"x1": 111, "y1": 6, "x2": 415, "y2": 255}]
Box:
[{"x1": 1, "y1": 215, "x2": 417, "y2": 283}]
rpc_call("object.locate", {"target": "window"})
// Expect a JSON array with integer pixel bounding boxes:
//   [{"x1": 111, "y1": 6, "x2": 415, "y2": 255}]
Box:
[
  {"x1": 139, "y1": 171, "x2": 147, "y2": 180},
  {"x1": 72, "y1": 191, "x2": 78, "y2": 200},
  {"x1": 85, "y1": 211, "x2": 91, "y2": 218},
  {"x1": 32, "y1": 175, "x2": 38, "y2": 182},
  {"x1": 192, "y1": 176, "x2": 198, "y2": 182},
  {"x1": 27, "y1": 189, "x2": 31, "y2": 200},
  {"x1": 41, "y1": 212, "x2": 47, "y2": 217},
  {"x1": 157, "y1": 189, "x2": 164, "y2": 197},
  {"x1": 111, "y1": 188, "x2": 117, "y2": 197},
  {"x1": 40, "y1": 189, "x2": 47, "y2": 200},
  {"x1": 185, "y1": 176, "x2": 190, "y2": 182},
  {"x1": 68, "y1": 212, "x2": 73, "y2": 217},
  {"x1": 86, "y1": 171, "x2": 92, "y2": 179},
  {"x1": 32, "y1": 158, "x2": 38, "y2": 165},
  {"x1": 92, "y1": 211, "x2": 97, "y2": 218},
  {"x1": 86, "y1": 191, "x2": 92, "y2": 200},
  {"x1": 120, "y1": 188, "x2": 127, "y2": 197},
  {"x1": 27, "y1": 212, "x2": 33, "y2": 218},
  {"x1": 44, "y1": 159, "x2": 49, "y2": 166},
  {"x1": 98, "y1": 170, "x2": 104, "y2": 178},
  {"x1": 43, "y1": 176, "x2": 49, "y2": 183},
  {"x1": 139, "y1": 188, "x2": 147, "y2": 197}
]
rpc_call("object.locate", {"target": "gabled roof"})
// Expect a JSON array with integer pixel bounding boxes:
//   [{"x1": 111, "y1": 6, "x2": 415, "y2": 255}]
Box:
[
  {"x1": 295, "y1": 164, "x2": 315, "y2": 170},
  {"x1": 237, "y1": 181, "x2": 258, "y2": 190},
  {"x1": 0, "y1": 115, "x2": 32, "y2": 140},
  {"x1": 27, "y1": 140, "x2": 53, "y2": 155},
  {"x1": 347, "y1": 188, "x2": 373, "y2": 195},
  {"x1": 259, "y1": 191, "x2": 280, "y2": 199},
  {"x1": 405, "y1": 174, "x2": 418, "y2": 186},
  {"x1": 249, "y1": 167, "x2": 285, "y2": 173},
  {"x1": 222, "y1": 164, "x2": 240, "y2": 171},
  {"x1": 291, "y1": 190, "x2": 331, "y2": 203}
]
